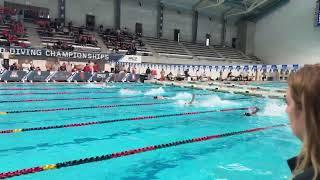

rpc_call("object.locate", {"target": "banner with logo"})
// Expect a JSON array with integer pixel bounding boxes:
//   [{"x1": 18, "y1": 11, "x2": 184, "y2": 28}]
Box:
[
  {"x1": 0, "y1": 47, "x2": 110, "y2": 60},
  {"x1": 118, "y1": 55, "x2": 142, "y2": 64}
]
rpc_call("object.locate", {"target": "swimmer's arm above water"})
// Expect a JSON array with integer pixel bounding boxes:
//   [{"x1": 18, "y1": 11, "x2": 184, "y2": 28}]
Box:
[{"x1": 187, "y1": 94, "x2": 195, "y2": 105}]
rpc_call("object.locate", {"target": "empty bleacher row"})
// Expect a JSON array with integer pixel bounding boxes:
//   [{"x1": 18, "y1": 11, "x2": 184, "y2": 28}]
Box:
[
  {"x1": 143, "y1": 37, "x2": 189, "y2": 56},
  {"x1": 142, "y1": 37, "x2": 261, "y2": 63},
  {"x1": 182, "y1": 41, "x2": 222, "y2": 59},
  {"x1": 213, "y1": 45, "x2": 248, "y2": 60}
]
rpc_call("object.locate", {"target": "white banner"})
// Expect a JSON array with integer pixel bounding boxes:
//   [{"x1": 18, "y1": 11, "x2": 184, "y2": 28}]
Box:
[{"x1": 119, "y1": 55, "x2": 142, "y2": 64}]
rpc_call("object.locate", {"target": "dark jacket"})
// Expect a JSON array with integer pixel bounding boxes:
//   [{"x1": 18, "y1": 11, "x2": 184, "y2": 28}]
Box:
[
  {"x1": 146, "y1": 68, "x2": 151, "y2": 74},
  {"x1": 288, "y1": 156, "x2": 319, "y2": 180}
]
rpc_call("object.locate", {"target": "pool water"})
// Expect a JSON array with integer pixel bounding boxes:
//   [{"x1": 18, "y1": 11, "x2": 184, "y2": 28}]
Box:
[
  {"x1": 0, "y1": 83, "x2": 299, "y2": 180},
  {"x1": 248, "y1": 82, "x2": 288, "y2": 89}
]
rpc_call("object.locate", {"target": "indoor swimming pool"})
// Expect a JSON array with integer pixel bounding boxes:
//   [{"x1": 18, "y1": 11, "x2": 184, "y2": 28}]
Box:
[{"x1": 0, "y1": 82, "x2": 299, "y2": 180}]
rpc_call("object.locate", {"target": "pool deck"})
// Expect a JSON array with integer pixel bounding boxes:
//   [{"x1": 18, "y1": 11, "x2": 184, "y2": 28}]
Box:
[{"x1": 148, "y1": 80, "x2": 286, "y2": 99}]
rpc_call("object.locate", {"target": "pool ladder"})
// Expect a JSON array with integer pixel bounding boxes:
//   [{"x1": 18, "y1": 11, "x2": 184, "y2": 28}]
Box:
[
  {"x1": 0, "y1": 70, "x2": 7, "y2": 80},
  {"x1": 67, "y1": 72, "x2": 78, "y2": 82},
  {"x1": 45, "y1": 71, "x2": 57, "y2": 82},
  {"x1": 121, "y1": 73, "x2": 130, "y2": 82},
  {"x1": 88, "y1": 72, "x2": 96, "y2": 82},
  {"x1": 105, "y1": 73, "x2": 114, "y2": 82},
  {"x1": 21, "y1": 71, "x2": 33, "y2": 82}
]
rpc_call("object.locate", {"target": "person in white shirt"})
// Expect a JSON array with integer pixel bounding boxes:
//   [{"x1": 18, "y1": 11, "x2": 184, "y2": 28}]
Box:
[
  {"x1": 21, "y1": 61, "x2": 31, "y2": 71},
  {"x1": 52, "y1": 61, "x2": 60, "y2": 71},
  {"x1": 66, "y1": 61, "x2": 73, "y2": 72}
]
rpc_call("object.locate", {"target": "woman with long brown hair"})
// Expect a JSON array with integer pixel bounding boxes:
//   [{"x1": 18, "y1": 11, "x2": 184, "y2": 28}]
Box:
[{"x1": 286, "y1": 64, "x2": 320, "y2": 180}]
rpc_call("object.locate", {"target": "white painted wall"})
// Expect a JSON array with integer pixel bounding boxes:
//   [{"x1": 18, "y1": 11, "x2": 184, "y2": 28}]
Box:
[
  {"x1": 197, "y1": 14, "x2": 223, "y2": 45},
  {"x1": 121, "y1": 0, "x2": 158, "y2": 37},
  {"x1": 238, "y1": 21, "x2": 256, "y2": 55},
  {"x1": 246, "y1": 21, "x2": 255, "y2": 55},
  {"x1": 255, "y1": 0, "x2": 320, "y2": 64},
  {"x1": 162, "y1": 7, "x2": 193, "y2": 41},
  {"x1": 1, "y1": 0, "x2": 59, "y2": 19},
  {"x1": 225, "y1": 21, "x2": 237, "y2": 47},
  {"x1": 65, "y1": 0, "x2": 114, "y2": 28}
]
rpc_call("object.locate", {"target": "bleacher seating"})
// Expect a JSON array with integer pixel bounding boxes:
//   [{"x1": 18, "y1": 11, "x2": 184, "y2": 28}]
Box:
[
  {"x1": 140, "y1": 37, "x2": 261, "y2": 63},
  {"x1": 182, "y1": 42, "x2": 222, "y2": 59},
  {"x1": 143, "y1": 37, "x2": 189, "y2": 56},
  {"x1": 0, "y1": 9, "x2": 261, "y2": 63},
  {"x1": 247, "y1": 55, "x2": 262, "y2": 63},
  {"x1": 36, "y1": 21, "x2": 101, "y2": 52},
  {"x1": 0, "y1": 23, "x2": 31, "y2": 48},
  {"x1": 99, "y1": 28, "x2": 149, "y2": 55},
  {"x1": 102, "y1": 34, "x2": 147, "y2": 52},
  {"x1": 213, "y1": 45, "x2": 248, "y2": 60}
]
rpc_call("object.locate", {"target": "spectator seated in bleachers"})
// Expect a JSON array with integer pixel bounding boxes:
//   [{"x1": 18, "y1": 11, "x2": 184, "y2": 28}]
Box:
[
  {"x1": 36, "y1": 19, "x2": 100, "y2": 52},
  {"x1": 126, "y1": 43, "x2": 137, "y2": 55},
  {"x1": 75, "y1": 34, "x2": 98, "y2": 46},
  {"x1": 101, "y1": 27, "x2": 145, "y2": 52},
  {"x1": 0, "y1": 14, "x2": 29, "y2": 48},
  {"x1": 46, "y1": 41, "x2": 74, "y2": 51}
]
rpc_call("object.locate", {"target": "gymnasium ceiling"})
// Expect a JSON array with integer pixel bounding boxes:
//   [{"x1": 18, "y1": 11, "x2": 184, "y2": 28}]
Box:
[{"x1": 160, "y1": 0, "x2": 289, "y2": 21}]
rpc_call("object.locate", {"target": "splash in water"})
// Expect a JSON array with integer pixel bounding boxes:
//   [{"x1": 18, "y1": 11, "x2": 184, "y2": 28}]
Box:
[
  {"x1": 144, "y1": 87, "x2": 165, "y2": 96},
  {"x1": 170, "y1": 92, "x2": 194, "y2": 105},
  {"x1": 196, "y1": 95, "x2": 239, "y2": 108},
  {"x1": 259, "y1": 99, "x2": 286, "y2": 117},
  {"x1": 82, "y1": 83, "x2": 111, "y2": 89},
  {"x1": 173, "y1": 94, "x2": 237, "y2": 107},
  {"x1": 169, "y1": 92, "x2": 193, "y2": 100},
  {"x1": 119, "y1": 89, "x2": 142, "y2": 96}
]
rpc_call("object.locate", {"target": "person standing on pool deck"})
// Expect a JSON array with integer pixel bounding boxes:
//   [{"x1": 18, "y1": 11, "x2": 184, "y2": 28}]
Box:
[
  {"x1": 146, "y1": 67, "x2": 151, "y2": 80},
  {"x1": 285, "y1": 64, "x2": 320, "y2": 180}
]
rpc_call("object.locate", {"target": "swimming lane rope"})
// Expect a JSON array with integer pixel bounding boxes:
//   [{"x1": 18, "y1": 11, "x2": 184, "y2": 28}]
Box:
[
  {"x1": 0, "y1": 102, "x2": 171, "y2": 115},
  {"x1": 0, "y1": 84, "x2": 154, "y2": 91},
  {"x1": 0, "y1": 94, "x2": 249, "y2": 104},
  {"x1": 0, "y1": 107, "x2": 251, "y2": 134},
  {"x1": 0, "y1": 88, "x2": 190, "y2": 96},
  {"x1": 0, "y1": 95, "x2": 252, "y2": 115},
  {"x1": 0, "y1": 124, "x2": 287, "y2": 179},
  {"x1": 0, "y1": 91, "x2": 115, "y2": 96},
  {"x1": 0, "y1": 96, "x2": 139, "y2": 103}
]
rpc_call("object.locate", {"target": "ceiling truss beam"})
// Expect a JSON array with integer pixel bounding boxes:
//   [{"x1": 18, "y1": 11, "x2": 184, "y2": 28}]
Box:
[{"x1": 224, "y1": 0, "x2": 269, "y2": 19}]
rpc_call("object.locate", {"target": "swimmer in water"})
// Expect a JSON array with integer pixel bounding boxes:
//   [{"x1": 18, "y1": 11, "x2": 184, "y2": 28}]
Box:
[
  {"x1": 153, "y1": 96, "x2": 166, "y2": 100},
  {"x1": 244, "y1": 106, "x2": 259, "y2": 116},
  {"x1": 154, "y1": 94, "x2": 196, "y2": 104},
  {"x1": 186, "y1": 94, "x2": 196, "y2": 105}
]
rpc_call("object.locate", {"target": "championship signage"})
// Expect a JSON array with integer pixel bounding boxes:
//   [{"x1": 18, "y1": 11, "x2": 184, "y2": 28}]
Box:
[{"x1": 0, "y1": 47, "x2": 109, "y2": 60}]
